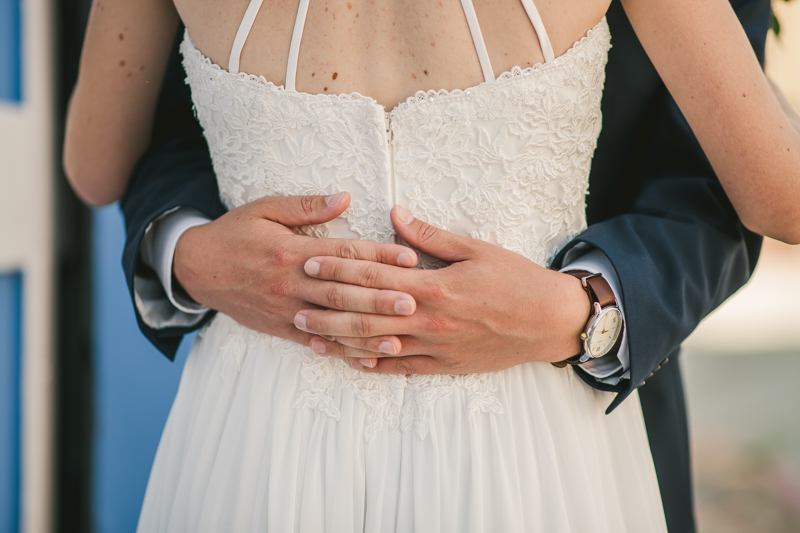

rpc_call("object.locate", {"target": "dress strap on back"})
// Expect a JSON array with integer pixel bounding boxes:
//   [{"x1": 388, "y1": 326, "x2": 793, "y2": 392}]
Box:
[
  {"x1": 228, "y1": 0, "x2": 555, "y2": 85},
  {"x1": 286, "y1": 0, "x2": 312, "y2": 91},
  {"x1": 229, "y1": 0, "x2": 266, "y2": 75},
  {"x1": 459, "y1": 0, "x2": 495, "y2": 83},
  {"x1": 459, "y1": 0, "x2": 556, "y2": 84},
  {"x1": 519, "y1": 0, "x2": 554, "y2": 63}
]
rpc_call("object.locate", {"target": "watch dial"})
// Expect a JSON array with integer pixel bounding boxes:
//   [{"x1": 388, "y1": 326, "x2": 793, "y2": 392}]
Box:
[{"x1": 587, "y1": 308, "x2": 622, "y2": 358}]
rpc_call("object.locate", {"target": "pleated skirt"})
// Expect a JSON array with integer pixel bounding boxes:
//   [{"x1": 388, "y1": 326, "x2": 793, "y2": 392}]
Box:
[{"x1": 137, "y1": 313, "x2": 667, "y2": 532}]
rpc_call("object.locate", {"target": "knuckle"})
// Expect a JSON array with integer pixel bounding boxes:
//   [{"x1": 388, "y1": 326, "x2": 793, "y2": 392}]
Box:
[
  {"x1": 324, "y1": 285, "x2": 346, "y2": 309},
  {"x1": 359, "y1": 263, "x2": 380, "y2": 287},
  {"x1": 351, "y1": 314, "x2": 372, "y2": 337},
  {"x1": 370, "y1": 294, "x2": 383, "y2": 315},
  {"x1": 417, "y1": 223, "x2": 440, "y2": 244},
  {"x1": 327, "y1": 341, "x2": 345, "y2": 358},
  {"x1": 336, "y1": 241, "x2": 360, "y2": 260},
  {"x1": 329, "y1": 259, "x2": 345, "y2": 280},
  {"x1": 267, "y1": 279, "x2": 293, "y2": 297},
  {"x1": 395, "y1": 358, "x2": 414, "y2": 374},
  {"x1": 373, "y1": 245, "x2": 390, "y2": 265},
  {"x1": 272, "y1": 248, "x2": 298, "y2": 266},
  {"x1": 420, "y1": 277, "x2": 447, "y2": 301},
  {"x1": 378, "y1": 244, "x2": 399, "y2": 265},
  {"x1": 450, "y1": 360, "x2": 469, "y2": 374},
  {"x1": 299, "y1": 195, "x2": 316, "y2": 217},
  {"x1": 455, "y1": 241, "x2": 476, "y2": 257},
  {"x1": 420, "y1": 313, "x2": 449, "y2": 334}
]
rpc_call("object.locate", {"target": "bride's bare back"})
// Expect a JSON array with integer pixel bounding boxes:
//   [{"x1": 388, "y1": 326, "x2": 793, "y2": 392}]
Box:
[{"x1": 175, "y1": 0, "x2": 606, "y2": 111}]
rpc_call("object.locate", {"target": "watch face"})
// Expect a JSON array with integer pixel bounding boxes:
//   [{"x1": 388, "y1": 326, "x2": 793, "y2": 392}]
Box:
[{"x1": 586, "y1": 308, "x2": 623, "y2": 358}]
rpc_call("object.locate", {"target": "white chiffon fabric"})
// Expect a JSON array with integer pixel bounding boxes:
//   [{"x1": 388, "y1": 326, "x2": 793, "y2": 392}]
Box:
[
  {"x1": 137, "y1": 13, "x2": 668, "y2": 532},
  {"x1": 139, "y1": 317, "x2": 666, "y2": 533}
]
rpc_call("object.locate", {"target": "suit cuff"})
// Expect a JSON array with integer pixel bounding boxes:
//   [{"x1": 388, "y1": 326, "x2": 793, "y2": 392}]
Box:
[
  {"x1": 560, "y1": 246, "x2": 630, "y2": 386},
  {"x1": 137, "y1": 207, "x2": 212, "y2": 327}
]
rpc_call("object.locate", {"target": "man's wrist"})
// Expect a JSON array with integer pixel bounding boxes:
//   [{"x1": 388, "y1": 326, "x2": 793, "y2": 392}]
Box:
[
  {"x1": 557, "y1": 249, "x2": 630, "y2": 384},
  {"x1": 550, "y1": 271, "x2": 592, "y2": 363},
  {"x1": 172, "y1": 224, "x2": 207, "y2": 308}
]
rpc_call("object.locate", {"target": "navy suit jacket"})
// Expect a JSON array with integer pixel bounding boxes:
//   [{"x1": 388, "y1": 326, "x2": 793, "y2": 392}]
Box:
[{"x1": 120, "y1": 1, "x2": 770, "y2": 531}]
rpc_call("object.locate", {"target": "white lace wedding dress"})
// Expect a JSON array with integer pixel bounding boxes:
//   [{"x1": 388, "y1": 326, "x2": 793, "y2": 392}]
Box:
[{"x1": 137, "y1": 0, "x2": 668, "y2": 531}]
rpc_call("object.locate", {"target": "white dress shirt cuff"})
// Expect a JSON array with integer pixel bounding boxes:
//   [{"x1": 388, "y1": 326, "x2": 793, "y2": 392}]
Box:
[
  {"x1": 559, "y1": 245, "x2": 630, "y2": 386},
  {"x1": 136, "y1": 207, "x2": 212, "y2": 328}
]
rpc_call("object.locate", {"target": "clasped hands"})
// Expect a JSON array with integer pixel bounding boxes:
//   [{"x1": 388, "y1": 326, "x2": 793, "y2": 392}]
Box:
[{"x1": 174, "y1": 192, "x2": 590, "y2": 374}]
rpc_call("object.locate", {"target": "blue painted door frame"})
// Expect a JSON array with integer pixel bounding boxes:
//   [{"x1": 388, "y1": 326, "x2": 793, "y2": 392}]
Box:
[
  {"x1": 92, "y1": 206, "x2": 194, "y2": 532},
  {"x1": 0, "y1": 0, "x2": 23, "y2": 103},
  {"x1": 0, "y1": 273, "x2": 22, "y2": 533}
]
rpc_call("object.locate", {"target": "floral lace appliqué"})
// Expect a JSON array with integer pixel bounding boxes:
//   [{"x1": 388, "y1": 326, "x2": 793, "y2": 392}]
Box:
[{"x1": 183, "y1": 19, "x2": 612, "y2": 443}]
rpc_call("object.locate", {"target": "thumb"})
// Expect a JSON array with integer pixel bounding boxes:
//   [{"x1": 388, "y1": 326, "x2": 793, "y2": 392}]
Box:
[
  {"x1": 252, "y1": 192, "x2": 350, "y2": 227},
  {"x1": 391, "y1": 205, "x2": 474, "y2": 262}
]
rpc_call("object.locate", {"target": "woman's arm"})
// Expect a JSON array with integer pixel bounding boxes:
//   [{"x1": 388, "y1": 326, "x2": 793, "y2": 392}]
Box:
[
  {"x1": 64, "y1": 0, "x2": 179, "y2": 206},
  {"x1": 622, "y1": 0, "x2": 800, "y2": 244}
]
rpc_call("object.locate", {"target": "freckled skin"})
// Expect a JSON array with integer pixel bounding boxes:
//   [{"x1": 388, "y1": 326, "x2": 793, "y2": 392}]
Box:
[{"x1": 173, "y1": 0, "x2": 606, "y2": 111}]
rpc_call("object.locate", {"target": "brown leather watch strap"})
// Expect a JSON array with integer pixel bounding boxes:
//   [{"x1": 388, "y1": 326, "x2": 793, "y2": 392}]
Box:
[
  {"x1": 551, "y1": 270, "x2": 621, "y2": 368},
  {"x1": 565, "y1": 270, "x2": 616, "y2": 308},
  {"x1": 584, "y1": 274, "x2": 616, "y2": 308}
]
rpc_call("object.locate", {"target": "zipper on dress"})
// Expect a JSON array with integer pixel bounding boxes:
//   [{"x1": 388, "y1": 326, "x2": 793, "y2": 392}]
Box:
[{"x1": 384, "y1": 112, "x2": 398, "y2": 244}]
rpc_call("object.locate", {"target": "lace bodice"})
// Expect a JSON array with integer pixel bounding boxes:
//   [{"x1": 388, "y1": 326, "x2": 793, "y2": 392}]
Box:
[{"x1": 180, "y1": 17, "x2": 611, "y2": 441}]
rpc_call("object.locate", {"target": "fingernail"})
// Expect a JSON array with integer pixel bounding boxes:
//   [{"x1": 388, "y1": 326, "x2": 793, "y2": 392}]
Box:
[
  {"x1": 395, "y1": 205, "x2": 414, "y2": 224},
  {"x1": 394, "y1": 299, "x2": 414, "y2": 316},
  {"x1": 379, "y1": 341, "x2": 397, "y2": 355},
  {"x1": 326, "y1": 192, "x2": 345, "y2": 207},
  {"x1": 294, "y1": 313, "x2": 308, "y2": 331},
  {"x1": 351, "y1": 360, "x2": 365, "y2": 370},
  {"x1": 311, "y1": 340, "x2": 326, "y2": 354},
  {"x1": 359, "y1": 358, "x2": 376, "y2": 368},
  {"x1": 305, "y1": 260, "x2": 320, "y2": 276},
  {"x1": 398, "y1": 251, "x2": 416, "y2": 267}
]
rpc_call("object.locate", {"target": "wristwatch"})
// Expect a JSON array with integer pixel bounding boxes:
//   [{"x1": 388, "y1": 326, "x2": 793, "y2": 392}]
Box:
[{"x1": 552, "y1": 270, "x2": 624, "y2": 368}]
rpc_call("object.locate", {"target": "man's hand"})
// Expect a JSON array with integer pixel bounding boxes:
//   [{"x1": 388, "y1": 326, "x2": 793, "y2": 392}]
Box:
[
  {"x1": 296, "y1": 205, "x2": 591, "y2": 373},
  {"x1": 173, "y1": 193, "x2": 418, "y2": 346}
]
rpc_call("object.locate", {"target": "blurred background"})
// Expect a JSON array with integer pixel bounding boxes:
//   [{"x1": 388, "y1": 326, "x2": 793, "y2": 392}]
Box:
[{"x1": 0, "y1": 0, "x2": 798, "y2": 532}]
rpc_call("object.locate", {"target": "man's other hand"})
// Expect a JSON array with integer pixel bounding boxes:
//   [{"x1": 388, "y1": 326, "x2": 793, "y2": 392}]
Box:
[{"x1": 297, "y1": 205, "x2": 590, "y2": 373}]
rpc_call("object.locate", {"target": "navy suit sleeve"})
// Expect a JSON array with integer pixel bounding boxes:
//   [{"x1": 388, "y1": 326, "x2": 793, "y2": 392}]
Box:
[
  {"x1": 551, "y1": 0, "x2": 768, "y2": 412},
  {"x1": 120, "y1": 28, "x2": 226, "y2": 360}
]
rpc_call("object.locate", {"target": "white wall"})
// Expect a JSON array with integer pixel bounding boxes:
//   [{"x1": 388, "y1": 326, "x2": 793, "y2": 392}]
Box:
[
  {"x1": 0, "y1": 0, "x2": 56, "y2": 530},
  {"x1": 766, "y1": 2, "x2": 800, "y2": 110}
]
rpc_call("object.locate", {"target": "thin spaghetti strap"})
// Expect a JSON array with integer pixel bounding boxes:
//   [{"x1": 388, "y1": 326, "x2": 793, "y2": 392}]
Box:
[
  {"x1": 286, "y1": 0, "x2": 312, "y2": 91},
  {"x1": 459, "y1": 0, "x2": 495, "y2": 83},
  {"x1": 229, "y1": 0, "x2": 266, "y2": 75},
  {"x1": 519, "y1": 0, "x2": 554, "y2": 63}
]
